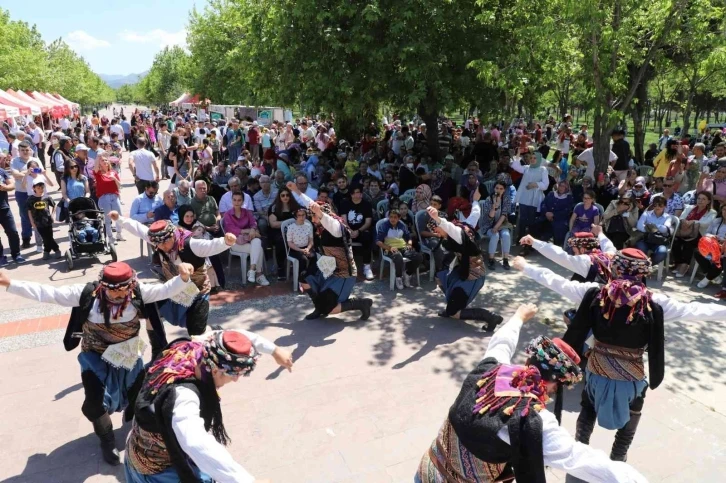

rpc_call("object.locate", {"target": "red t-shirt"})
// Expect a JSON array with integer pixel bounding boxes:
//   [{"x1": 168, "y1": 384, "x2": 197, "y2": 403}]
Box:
[
  {"x1": 248, "y1": 127, "x2": 259, "y2": 144},
  {"x1": 94, "y1": 170, "x2": 120, "y2": 197}
]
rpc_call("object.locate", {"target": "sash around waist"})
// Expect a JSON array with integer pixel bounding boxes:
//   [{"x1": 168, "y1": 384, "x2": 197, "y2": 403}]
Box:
[{"x1": 586, "y1": 340, "x2": 645, "y2": 382}]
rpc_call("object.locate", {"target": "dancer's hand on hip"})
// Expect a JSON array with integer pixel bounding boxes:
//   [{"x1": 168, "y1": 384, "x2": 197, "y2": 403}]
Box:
[
  {"x1": 512, "y1": 256, "x2": 527, "y2": 271},
  {"x1": 272, "y1": 347, "x2": 294, "y2": 372},
  {"x1": 515, "y1": 303, "x2": 538, "y2": 322}
]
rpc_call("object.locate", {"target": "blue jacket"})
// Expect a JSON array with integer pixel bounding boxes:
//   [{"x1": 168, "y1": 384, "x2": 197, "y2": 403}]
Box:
[{"x1": 376, "y1": 219, "x2": 410, "y2": 243}]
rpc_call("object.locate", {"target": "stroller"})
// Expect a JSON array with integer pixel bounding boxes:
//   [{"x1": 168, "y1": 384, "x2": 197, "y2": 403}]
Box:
[{"x1": 65, "y1": 197, "x2": 117, "y2": 270}]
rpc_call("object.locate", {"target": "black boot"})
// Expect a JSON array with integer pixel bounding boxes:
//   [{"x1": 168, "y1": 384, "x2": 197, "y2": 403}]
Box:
[
  {"x1": 305, "y1": 310, "x2": 322, "y2": 320},
  {"x1": 610, "y1": 411, "x2": 642, "y2": 462},
  {"x1": 575, "y1": 402, "x2": 597, "y2": 445},
  {"x1": 21, "y1": 238, "x2": 31, "y2": 249},
  {"x1": 147, "y1": 329, "x2": 163, "y2": 361},
  {"x1": 92, "y1": 413, "x2": 120, "y2": 465},
  {"x1": 459, "y1": 308, "x2": 504, "y2": 331},
  {"x1": 340, "y1": 298, "x2": 373, "y2": 320}
]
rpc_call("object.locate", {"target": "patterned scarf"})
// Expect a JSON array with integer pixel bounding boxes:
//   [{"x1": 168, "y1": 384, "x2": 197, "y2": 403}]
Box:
[
  {"x1": 91, "y1": 268, "x2": 137, "y2": 325},
  {"x1": 598, "y1": 251, "x2": 653, "y2": 323},
  {"x1": 687, "y1": 205, "x2": 709, "y2": 221}
]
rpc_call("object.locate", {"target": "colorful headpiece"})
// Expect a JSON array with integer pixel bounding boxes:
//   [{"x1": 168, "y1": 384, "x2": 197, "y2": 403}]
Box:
[
  {"x1": 147, "y1": 220, "x2": 176, "y2": 245},
  {"x1": 599, "y1": 248, "x2": 653, "y2": 323},
  {"x1": 97, "y1": 262, "x2": 137, "y2": 290},
  {"x1": 525, "y1": 336, "x2": 582, "y2": 387},
  {"x1": 315, "y1": 200, "x2": 334, "y2": 216},
  {"x1": 426, "y1": 217, "x2": 439, "y2": 233},
  {"x1": 611, "y1": 248, "x2": 652, "y2": 279},
  {"x1": 203, "y1": 330, "x2": 260, "y2": 377},
  {"x1": 567, "y1": 232, "x2": 600, "y2": 251}
]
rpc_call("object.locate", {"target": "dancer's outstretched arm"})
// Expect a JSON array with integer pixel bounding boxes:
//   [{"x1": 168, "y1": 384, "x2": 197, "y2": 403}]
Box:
[
  {"x1": 512, "y1": 257, "x2": 598, "y2": 304},
  {"x1": 484, "y1": 303, "x2": 537, "y2": 364}
]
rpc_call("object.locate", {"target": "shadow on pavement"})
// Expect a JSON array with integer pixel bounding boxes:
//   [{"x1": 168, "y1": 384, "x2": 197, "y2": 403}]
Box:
[{"x1": 53, "y1": 382, "x2": 83, "y2": 401}]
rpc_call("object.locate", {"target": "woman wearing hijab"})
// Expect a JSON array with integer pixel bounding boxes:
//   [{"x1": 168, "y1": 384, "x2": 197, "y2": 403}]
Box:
[
  {"x1": 177, "y1": 205, "x2": 223, "y2": 291},
  {"x1": 410, "y1": 184, "x2": 432, "y2": 214}
]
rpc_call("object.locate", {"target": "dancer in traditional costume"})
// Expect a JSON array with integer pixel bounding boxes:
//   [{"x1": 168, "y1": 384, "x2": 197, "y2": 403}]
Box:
[
  {"x1": 124, "y1": 329, "x2": 293, "y2": 482},
  {"x1": 514, "y1": 250, "x2": 726, "y2": 461},
  {"x1": 287, "y1": 182, "x2": 372, "y2": 321},
  {"x1": 416, "y1": 303, "x2": 647, "y2": 483},
  {"x1": 426, "y1": 204, "x2": 503, "y2": 331},
  {"x1": 109, "y1": 211, "x2": 236, "y2": 337},
  {"x1": 0, "y1": 262, "x2": 193, "y2": 465},
  {"x1": 520, "y1": 226, "x2": 615, "y2": 284}
]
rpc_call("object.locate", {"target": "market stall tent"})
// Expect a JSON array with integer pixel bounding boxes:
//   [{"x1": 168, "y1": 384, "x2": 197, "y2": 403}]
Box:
[
  {"x1": 170, "y1": 93, "x2": 192, "y2": 106},
  {"x1": 8, "y1": 90, "x2": 50, "y2": 114},
  {"x1": 32, "y1": 92, "x2": 70, "y2": 116},
  {"x1": 0, "y1": 103, "x2": 20, "y2": 121},
  {"x1": 0, "y1": 90, "x2": 33, "y2": 116}
]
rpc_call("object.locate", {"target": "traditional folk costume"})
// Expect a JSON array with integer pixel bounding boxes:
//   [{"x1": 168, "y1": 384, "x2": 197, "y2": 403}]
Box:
[
  {"x1": 522, "y1": 248, "x2": 726, "y2": 461},
  {"x1": 4, "y1": 262, "x2": 190, "y2": 465},
  {"x1": 530, "y1": 232, "x2": 616, "y2": 284},
  {"x1": 297, "y1": 193, "x2": 372, "y2": 320},
  {"x1": 431, "y1": 203, "x2": 503, "y2": 331},
  {"x1": 119, "y1": 218, "x2": 232, "y2": 338},
  {"x1": 124, "y1": 330, "x2": 275, "y2": 483},
  {"x1": 416, "y1": 311, "x2": 647, "y2": 483}
]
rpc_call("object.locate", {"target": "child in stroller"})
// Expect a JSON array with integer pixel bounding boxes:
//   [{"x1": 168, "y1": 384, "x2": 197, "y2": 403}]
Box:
[{"x1": 73, "y1": 211, "x2": 101, "y2": 244}]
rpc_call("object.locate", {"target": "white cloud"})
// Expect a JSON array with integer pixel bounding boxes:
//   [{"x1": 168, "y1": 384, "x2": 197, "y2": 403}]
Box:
[
  {"x1": 65, "y1": 30, "x2": 111, "y2": 50},
  {"x1": 118, "y1": 29, "x2": 187, "y2": 48}
]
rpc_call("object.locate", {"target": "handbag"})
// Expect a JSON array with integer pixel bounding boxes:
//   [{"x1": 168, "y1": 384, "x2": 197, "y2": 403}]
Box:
[
  {"x1": 676, "y1": 220, "x2": 700, "y2": 241},
  {"x1": 646, "y1": 231, "x2": 669, "y2": 245}
]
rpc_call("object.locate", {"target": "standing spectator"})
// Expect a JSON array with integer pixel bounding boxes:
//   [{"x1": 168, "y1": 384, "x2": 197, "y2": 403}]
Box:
[
  {"x1": 128, "y1": 137, "x2": 160, "y2": 194},
  {"x1": 512, "y1": 151, "x2": 549, "y2": 246},
  {"x1": 610, "y1": 129, "x2": 632, "y2": 180},
  {"x1": 52, "y1": 136, "x2": 73, "y2": 187},
  {"x1": 27, "y1": 179, "x2": 61, "y2": 260},
  {"x1": 120, "y1": 116, "x2": 131, "y2": 150},
  {"x1": 93, "y1": 154, "x2": 125, "y2": 244},
  {"x1": 9, "y1": 141, "x2": 40, "y2": 248},
  {"x1": 0, "y1": 154, "x2": 24, "y2": 264},
  {"x1": 341, "y1": 186, "x2": 375, "y2": 280},
  {"x1": 28, "y1": 121, "x2": 45, "y2": 168},
  {"x1": 247, "y1": 121, "x2": 260, "y2": 160}
]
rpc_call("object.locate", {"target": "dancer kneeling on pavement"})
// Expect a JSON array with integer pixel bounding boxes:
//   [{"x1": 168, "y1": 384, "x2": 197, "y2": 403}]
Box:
[
  {"x1": 287, "y1": 182, "x2": 372, "y2": 321},
  {"x1": 425, "y1": 193, "x2": 503, "y2": 331},
  {"x1": 416, "y1": 303, "x2": 647, "y2": 483},
  {"x1": 0, "y1": 262, "x2": 194, "y2": 466},
  {"x1": 125, "y1": 329, "x2": 293, "y2": 483},
  {"x1": 109, "y1": 211, "x2": 236, "y2": 337},
  {"x1": 514, "y1": 249, "x2": 726, "y2": 462}
]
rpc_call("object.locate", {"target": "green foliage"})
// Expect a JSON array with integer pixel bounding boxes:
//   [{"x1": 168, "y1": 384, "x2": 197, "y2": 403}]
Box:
[
  {"x1": 0, "y1": 8, "x2": 114, "y2": 107},
  {"x1": 137, "y1": 46, "x2": 191, "y2": 106}
]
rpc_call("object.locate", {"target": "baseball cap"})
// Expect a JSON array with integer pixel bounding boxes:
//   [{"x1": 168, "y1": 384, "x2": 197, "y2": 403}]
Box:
[
  {"x1": 33, "y1": 178, "x2": 45, "y2": 186},
  {"x1": 75, "y1": 143, "x2": 89, "y2": 151}
]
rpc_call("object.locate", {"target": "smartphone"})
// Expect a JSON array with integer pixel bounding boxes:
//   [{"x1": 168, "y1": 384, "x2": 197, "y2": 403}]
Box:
[{"x1": 33, "y1": 168, "x2": 42, "y2": 174}]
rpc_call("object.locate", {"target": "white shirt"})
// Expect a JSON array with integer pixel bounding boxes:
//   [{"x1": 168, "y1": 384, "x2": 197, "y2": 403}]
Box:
[
  {"x1": 577, "y1": 148, "x2": 618, "y2": 179},
  {"x1": 7, "y1": 276, "x2": 189, "y2": 324},
  {"x1": 119, "y1": 217, "x2": 231, "y2": 260},
  {"x1": 30, "y1": 127, "x2": 43, "y2": 145},
  {"x1": 158, "y1": 131, "x2": 172, "y2": 152},
  {"x1": 131, "y1": 148, "x2": 157, "y2": 181},
  {"x1": 286, "y1": 221, "x2": 313, "y2": 248},
  {"x1": 219, "y1": 191, "x2": 253, "y2": 214},
  {"x1": 293, "y1": 187, "x2": 318, "y2": 205},
  {"x1": 482, "y1": 312, "x2": 647, "y2": 483},
  {"x1": 531, "y1": 234, "x2": 616, "y2": 278},
  {"x1": 109, "y1": 124, "x2": 125, "y2": 139},
  {"x1": 60, "y1": 118, "x2": 70, "y2": 130},
  {"x1": 11, "y1": 139, "x2": 20, "y2": 158}
]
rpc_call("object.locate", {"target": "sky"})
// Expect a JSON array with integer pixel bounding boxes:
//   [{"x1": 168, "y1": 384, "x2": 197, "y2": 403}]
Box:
[{"x1": 5, "y1": 0, "x2": 199, "y2": 76}]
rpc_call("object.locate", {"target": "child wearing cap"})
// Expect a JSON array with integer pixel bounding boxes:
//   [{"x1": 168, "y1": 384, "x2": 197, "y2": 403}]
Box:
[{"x1": 27, "y1": 179, "x2": 61, "y2": 259}]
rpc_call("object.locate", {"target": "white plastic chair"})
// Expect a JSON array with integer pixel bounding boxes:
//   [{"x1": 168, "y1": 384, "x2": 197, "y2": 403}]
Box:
[
  {"x1": 376, "y1": 218, "x2": 421, "y2": 290},
  {"x1": 281, "y1": 218, "x2": 314, "y2": 292},
  {"x1": 220, "y1": 217, "x2": 251, "y2": 285},
  {"x1": 377, "y1": 199, "x2": 389, "y2": 219},
  {"x1": 402, "y1": 188, "x2": 416, "y2": 199},
  {"x1": 656, "y1": 215, "x2": 680, "y2": 282},
  {"x1": 415, "y1": 210, "x2": 439, "y2": 281},
  {"x1": 139, "y1": 226, "x2": 154, "y2": 262},
  {"x1": 399, "y1": 193, "x2": 414, "y2": 205}
]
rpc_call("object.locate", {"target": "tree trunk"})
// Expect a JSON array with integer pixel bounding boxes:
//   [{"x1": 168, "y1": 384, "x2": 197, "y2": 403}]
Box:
[
  {"x1": 682, "y1": 87, "x2": 695, "y2": 137},
  {"x1": 632, "y1": 74, "x2": 648, "y2": 163},
  {"x1": 418, "y1": 90, "x2": 441, "y2": 163},
  {"x1": 592, "y1": 108, "x2": 613, "y2": 177}
]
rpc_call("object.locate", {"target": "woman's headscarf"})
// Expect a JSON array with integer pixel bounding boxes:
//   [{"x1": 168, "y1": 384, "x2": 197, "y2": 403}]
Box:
[
  {"x1": 177, "y1": 205, "x2": 196, "y2": 231},
  {"x1": 412, "y1": 184, "x2": 432, "y2": 213},
  {"x1": 530, "y1": 152, "x2": 544, "y2": 169},
  {"x1": 431, "y1": 169, "x2": 444, "y2": 192}
]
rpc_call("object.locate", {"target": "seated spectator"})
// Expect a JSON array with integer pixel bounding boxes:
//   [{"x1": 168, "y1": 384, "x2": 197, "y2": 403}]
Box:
[
  {"x1": 222, "y1": 192, "x2": 269, "y2": 286},
  {"x1": 416, "y1": 195, "x2": 446, "y2": 272},
  {"x1": 571, "y1": 176, "x2": 594, "y2": 204},
  {"x1": 634, "y1": 195, "x2": 674, "y2": 265},
  {"x1": 531, "y1": 180, "x2": 574, "y2": 248},
  {"x1": 595, "y1": 172, "x2": 620, "y2": 208},
  {"x1": 316, "y1": 186, "x2": 332, "y2": 206},
  {"x1": 190, "y1": 180, "x2": 221, "y2": 237},
  {"x1": 286, "y1": 207, "x2": 315, "y2": 278},
  {"x1": 479, "y1": 181, "x2": 512, "y2": 270},
  {"x1": 672, "y1": 191, "x2": 716, "y2": 277},
  {"x1": 397, "y1": 201, "x2": 416, "y2": 244},
  {"x1": 178, "y1": 205, "x2": 221, "y2": 290},
  {"x1": 174, "y1": 179, "x2": 195, "y2": 207},
  {"x1": 212, "y1": 160, "x2": 232, "y2": 187},
  {"x1": 218, "y1": 176, "x2": 253, "y2": 214},
  {"x1": 268, "y1": 188, "x2": 301, "y2": 280},
  {"x1": 410, "y1": 184, "x2": 432, "y2": 215},
  {"x1": 129, "y1": 181, "x2": 162, "y2": 224},
  {"x1": 383, "y1": 171, "x2": 399, "y2": 197},
  {"x1": 365, "y1": 178, "x2": 386, "y2": 214},
  {"x1": 631, "y1": 176, "x2": 651, "y2": 214},
  {"x1": 72, "y1": 212, "x2": 100, "y2": 244},
  {"x1": 154, "y1": 189, "x2": 179, "y2": 224},
  {"x1": 430, "y1": 168, "x2": 456, "y2": 209},
  {"x1": 651, "y1": 176, "x2": 684, "y2": 216},
  {"x1": 376, "y1": 208, "x2": 423, "y2": 290},
  {"x1": 694, "y1": 204, "x2": 726, "y2": 294},
  {"x1": 602, "y1": 192, "x2": 639, "y2": 250},
  {"x1": 350, "y1": 161, "x2": 368, "y2": 188},
  {"x1": 568, "y1": 189, "x2": 600, "y2": 240},
  {"x1": 341, "y1": 186, "x2": 374, "y2": 280},
  {"x1": 292, "y1": 173, "x2": 318, "y2": 205},
  {"x1": 332, "y1": 175, "x2": 350, "y2": 213}
]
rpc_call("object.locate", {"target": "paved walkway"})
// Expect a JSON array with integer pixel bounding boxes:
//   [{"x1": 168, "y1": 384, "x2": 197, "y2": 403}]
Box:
[{"x1": 2, "y1": 107, "x2": 726, "y2": 481}]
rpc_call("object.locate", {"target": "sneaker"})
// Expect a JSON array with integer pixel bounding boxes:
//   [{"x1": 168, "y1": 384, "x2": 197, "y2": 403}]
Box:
[
  {"x1": 487, "y1": 258, "x2": 495, "y2": 269},
  {"x1": 0, "y1": 256, "x2": 8, "y2": 267},
  {"x1": 256, "y1": 274, "x2": 270, "y2": 286},
  {"x1": 403, "y1": 273, "x2": 412, "y2": 288},
  {"x1": 395, "y1": 277, "x2": 404, "y2": 290},
  {"x1": 674, "y1": 271, "x2": 685, "y2": 278},
  {"x1": 714, "y1": 275, "x2": 723, "y2": 285},
  {"x1": 42, "y1": 252, "x2": 50, "y2": 260},
  {"x1": 502, "y1": 259, "x2": 510, "y2": 270},
  {"x1": 247, "y1": 269, "x2": 256, "y2": 283},
  {"x1": 363, "y1": 264, "x2": 374, "y2": 280},
  {"x1": 36, "y1": 246, "x2": 43, "y2": 254},
  {"x1": 697, "y1": 276, "x2": 710, "y2": 289},
  {"x1": 54, "y1": 250, "x2": 63, "y2": 259},
  {"x1": 277, "y1": 271, "x2": 287, "y2": 282},
  {"x1": 21, "y1": 240, "x2": 31, "y2": 249},
  {"x1": 12, "y1": 255, "x2": 26, "y2": 264}
]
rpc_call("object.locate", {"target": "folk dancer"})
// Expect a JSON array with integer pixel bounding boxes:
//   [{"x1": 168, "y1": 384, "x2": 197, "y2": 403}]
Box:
[
  {"x1": 0, "y1": 262, "x2": 194, "y2": 465},
  {"x1": 109, "y1": 211, "x2": 236, "y2": 339},
  {"x1": 124, "y1": 329, "x2": 293, "y2": 482},
  {"x1": 514, "y1": 249, "x2": 726, "y2": 461},
  {"x1": 426, "y1": 198, "x2": 503, "y2": 331},
  {"x1": 416, "y1": 303, "x2": 646, "y2": 483},
  {"x1": 287, "y1": 182, "x2": 373, "y2": 321}
]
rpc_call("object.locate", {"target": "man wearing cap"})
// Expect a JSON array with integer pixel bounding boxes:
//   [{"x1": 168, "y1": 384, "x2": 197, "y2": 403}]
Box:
[
  {"x1": 9, "y1": 141, "x2": 40, "y2": 248},
  {"x1": 0, "y1": 262, "x2": 195, "y2": 465},
  {"x1": 0, "y1": 152, "x2": 24, "y2": 264},
  {"x1": 110, "y1": 212, "x2": 236, "y2": 335},
  {"x1": 74, "y1": 143, "x2": 90, "y2": 173},
  {"x1": 416, "y1": 303, "x2": 647, "y2": 483},
  {"x1": 514, "y1": 249, "x2": 726, "y2": 462},
  {"x1": 52, "y1": 136, "x2": 73, "y2": 186},
  {"x1": 125, "y1": 329, "x2": 292, "y2": 483}
]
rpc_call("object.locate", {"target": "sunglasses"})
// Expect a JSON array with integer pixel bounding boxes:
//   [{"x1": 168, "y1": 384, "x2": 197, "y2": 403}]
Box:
[
  {"x1": 280, "y1": 194, "x2": 290, "y2": 198},
  {"x1": 69, "y1": 166, "x2": 79, "y2": 170},
  {"x1": 663, "y1": 184, "x2": 674, "y2": 187}
]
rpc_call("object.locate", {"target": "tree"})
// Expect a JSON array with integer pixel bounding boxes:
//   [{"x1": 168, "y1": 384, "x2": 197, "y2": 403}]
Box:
[{"x1": 138, "y1": 46, "x2": 191, "y2": 106}]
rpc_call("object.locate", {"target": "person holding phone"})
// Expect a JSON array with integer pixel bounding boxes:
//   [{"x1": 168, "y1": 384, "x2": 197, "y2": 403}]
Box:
[{"x1": 479, "y1": 181, "x2": 513, "y2": 270}]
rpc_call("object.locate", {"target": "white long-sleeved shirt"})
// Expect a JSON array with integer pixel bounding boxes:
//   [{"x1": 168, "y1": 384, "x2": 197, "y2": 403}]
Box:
[
  {"x1": 512, "y1": 159, "x2": 549, "y2": 208},
  {"x1": 523, "y1": 264, "x2": 726, "y2": 323},
  {"x1": 297, "y1": 192, "x2": 342, "y2": 237},
  {"x1": 437, "y1": 203, "x2": 481, "y2": 245},
  {"x1": 219, "y1": 191, "x2": 254, "y2": 214},
  {"x1": 531, "y1": 233, "x2": 615, "y2": 279},
  {"x1": 119, "y1": 217, "x2": 230, "y2": 261},
  {"x1": 6, "y1": 276, "x2": 190, "y2": 324},
  {"x1": 636, "y1": 210, "x2": 673, "y2": 235},
  {"x1": 483, "y1": 314, "x2": 647, "y2": 483},
  {"x1": 165, "y1": 329, "x2": 275, "y2": 483}
]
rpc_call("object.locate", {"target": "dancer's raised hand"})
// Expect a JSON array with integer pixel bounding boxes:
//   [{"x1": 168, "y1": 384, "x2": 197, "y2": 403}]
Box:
[{"x1": 515, "y1": 303, "x2": 538, "y2": 322}]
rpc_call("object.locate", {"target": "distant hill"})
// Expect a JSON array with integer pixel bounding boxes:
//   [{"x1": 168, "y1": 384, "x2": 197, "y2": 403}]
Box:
[{"x1": 99, "y1": 71, "x2": 148, "y2": 89}]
